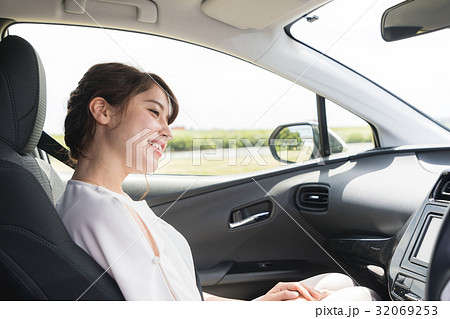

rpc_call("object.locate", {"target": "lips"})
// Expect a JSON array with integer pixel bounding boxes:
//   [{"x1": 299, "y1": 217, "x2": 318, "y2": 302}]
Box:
[{"x1": 147, "y1": 138, "x2": 166, "y2": 156}]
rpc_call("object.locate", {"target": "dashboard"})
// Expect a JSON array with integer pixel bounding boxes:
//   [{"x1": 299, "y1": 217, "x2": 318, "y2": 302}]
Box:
[{"x1": 389, "y1": 170, "x2": 450, "y2": 301}]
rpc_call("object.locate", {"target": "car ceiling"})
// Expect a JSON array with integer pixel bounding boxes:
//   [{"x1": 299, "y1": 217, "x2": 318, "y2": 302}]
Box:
[{"x1": 0, "y1": 0, "x2": 330, "y2": 62}]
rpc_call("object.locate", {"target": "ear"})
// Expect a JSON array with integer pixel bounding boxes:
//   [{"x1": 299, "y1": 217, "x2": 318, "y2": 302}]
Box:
[{"x1": 89, "y1": 97, "x2": 111, "y2": 125}]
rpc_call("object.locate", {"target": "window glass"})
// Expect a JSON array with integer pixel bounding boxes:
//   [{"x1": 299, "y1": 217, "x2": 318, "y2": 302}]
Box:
[
  {"x1": 9, "y1": 23, "x2": 318, "y2": 175},
  {"x1": 290, "y1": 0, "x2": 450, "y2": 131},
  {"x1": 326, "y1": 99, "x2": 374, "y2": 155}
]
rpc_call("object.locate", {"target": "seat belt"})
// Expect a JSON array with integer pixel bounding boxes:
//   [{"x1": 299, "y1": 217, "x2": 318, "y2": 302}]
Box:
[{"x1": 37, "y1": 131, "x2": 75, "y2": 169}]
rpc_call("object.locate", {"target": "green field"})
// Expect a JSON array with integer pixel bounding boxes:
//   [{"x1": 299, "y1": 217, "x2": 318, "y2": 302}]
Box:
[
  {"x1": 167, "y1": 129, "x2": 272, "y2": 151},
  {"x1": 50, "y1": 126, "x2": 372, "y2": 175},
  {"x1": 330, "y1": 126, "x2": 373, "y2": 143}
]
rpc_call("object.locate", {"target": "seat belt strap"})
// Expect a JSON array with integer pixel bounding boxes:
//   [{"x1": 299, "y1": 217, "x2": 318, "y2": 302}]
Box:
[{"x1": 37, "y1": 132, "x2": 75, "y2": 169}]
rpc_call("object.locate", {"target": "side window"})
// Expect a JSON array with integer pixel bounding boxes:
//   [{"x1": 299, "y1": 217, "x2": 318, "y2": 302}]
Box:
[
  {"x1": 9, "y1": 23, "x2": 320, "y2": 175},
  {"x1": 326, "y1": 99, "x2": 375, "y2": 155}
]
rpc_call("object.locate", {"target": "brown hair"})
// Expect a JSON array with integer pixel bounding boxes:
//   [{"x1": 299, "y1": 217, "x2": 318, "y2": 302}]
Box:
[{"x1": 64, "y1": 62, "x2": 179, "y2": 164}]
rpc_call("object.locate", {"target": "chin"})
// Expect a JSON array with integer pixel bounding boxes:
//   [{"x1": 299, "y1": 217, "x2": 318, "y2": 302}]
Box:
[{"x1": 143, "y1": 155, "x2": 160, "y2": 174}]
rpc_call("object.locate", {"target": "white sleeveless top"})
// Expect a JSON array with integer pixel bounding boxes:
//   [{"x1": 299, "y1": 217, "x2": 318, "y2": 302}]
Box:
[{"x1": 56, "y1": 180, "x2": 202, "y2": 301}]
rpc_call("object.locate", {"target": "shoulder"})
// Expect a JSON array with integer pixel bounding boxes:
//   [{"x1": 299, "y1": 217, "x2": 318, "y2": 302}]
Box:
[{"x1": 56, "y1": 180, "x2": 130, "y2": 228}]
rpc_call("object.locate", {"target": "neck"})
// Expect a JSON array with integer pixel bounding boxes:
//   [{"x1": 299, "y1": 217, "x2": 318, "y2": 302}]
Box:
[{"x1": 72, "y1": 154, "x2": 128, "y2": 195}]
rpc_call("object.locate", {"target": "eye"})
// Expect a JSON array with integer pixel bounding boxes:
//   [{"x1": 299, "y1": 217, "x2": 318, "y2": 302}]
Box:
[{"x1": 149, "y1": 109, "x2": 160, "y2": 117}]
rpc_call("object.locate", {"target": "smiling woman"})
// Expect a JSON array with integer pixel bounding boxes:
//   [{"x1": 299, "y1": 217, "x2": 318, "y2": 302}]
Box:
[{"x1": 56, "y1": 62, "x2": 205, "y2": 300}]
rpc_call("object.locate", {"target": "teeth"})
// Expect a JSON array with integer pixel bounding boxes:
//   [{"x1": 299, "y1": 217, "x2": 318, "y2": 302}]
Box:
[{"x1": 148, "y1": 141, "x2": 162, "y2": 152}]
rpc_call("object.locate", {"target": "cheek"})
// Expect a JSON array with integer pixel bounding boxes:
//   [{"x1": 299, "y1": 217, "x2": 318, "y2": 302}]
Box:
[
  {"x1": 120, "y1": 115, "x2": 153, "y2": 142},
  {"x1": 131, "y1": 114, "x2": 159, "y2": 135}
]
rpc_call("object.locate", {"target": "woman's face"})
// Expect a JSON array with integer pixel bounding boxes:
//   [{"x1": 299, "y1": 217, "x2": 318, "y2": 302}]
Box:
[{"x1": 107, "y1": 85, "x2": 173, "y2": 174}]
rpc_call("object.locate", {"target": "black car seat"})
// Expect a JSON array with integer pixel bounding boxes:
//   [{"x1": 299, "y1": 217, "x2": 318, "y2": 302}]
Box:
[{"x1": 0, "y1": 35, "x2": 125, "y2": 300}]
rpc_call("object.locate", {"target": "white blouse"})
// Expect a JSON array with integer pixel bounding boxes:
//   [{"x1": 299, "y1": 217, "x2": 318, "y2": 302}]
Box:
[{"x1": 56, "y1": 180, "x2": 202, "y2": 301}]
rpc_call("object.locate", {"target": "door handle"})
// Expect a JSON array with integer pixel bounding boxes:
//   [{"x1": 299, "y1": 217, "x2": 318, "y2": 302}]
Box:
[{"x1": 229, "y1": 211, "x2": 270, "y2": 229}]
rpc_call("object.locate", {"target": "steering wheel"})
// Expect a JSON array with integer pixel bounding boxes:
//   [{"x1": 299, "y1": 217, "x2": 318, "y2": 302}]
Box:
[{"x1": 426, "y1": 205, "x2": 450, "y2": 300}]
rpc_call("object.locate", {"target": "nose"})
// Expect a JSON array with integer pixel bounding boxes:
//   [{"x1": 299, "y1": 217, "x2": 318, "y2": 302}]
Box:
[{"x1": 159, "y1": 122, "x2": 173, "y2": 141}]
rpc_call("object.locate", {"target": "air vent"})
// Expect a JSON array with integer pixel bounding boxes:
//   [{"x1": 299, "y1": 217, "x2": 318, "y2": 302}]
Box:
[
  {"x1": 295, "y1": 183, "x2": 330, "y2": 212},
  {"x1": 442, "y1": 181, "x2": 450, "y2": 196},
  {"x1": 434, "y1": 173, "x2": 450, "y2": 202}
]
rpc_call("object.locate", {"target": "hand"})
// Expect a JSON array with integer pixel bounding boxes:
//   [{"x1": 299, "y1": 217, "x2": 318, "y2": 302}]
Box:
[{"x1": 258, "y1": 282, "x2": 330, "y2": 301}]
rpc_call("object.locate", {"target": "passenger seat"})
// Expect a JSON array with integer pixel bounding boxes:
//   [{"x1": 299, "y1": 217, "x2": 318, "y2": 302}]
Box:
[{"x1": 0, "y1": 35, "x2": 125, "y2": 300}]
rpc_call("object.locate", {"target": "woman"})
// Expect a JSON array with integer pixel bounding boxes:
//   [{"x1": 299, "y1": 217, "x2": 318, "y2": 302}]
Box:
[{"x1": 56, "y1": 62, "x2": 377, "y2": 301}]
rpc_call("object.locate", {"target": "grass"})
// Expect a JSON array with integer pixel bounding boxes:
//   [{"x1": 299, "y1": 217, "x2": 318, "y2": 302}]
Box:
[
  {"x1": 330, "y1": 126, "x2": 373, "y2": 143},
  {"x1": 167, "y1": 129, "x2": 272, "y2": 151}
]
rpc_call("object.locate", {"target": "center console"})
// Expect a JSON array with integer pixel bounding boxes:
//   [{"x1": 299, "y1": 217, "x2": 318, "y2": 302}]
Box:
[{"x1": 389, "y1": 171, "x2": 450, "y2": 301}]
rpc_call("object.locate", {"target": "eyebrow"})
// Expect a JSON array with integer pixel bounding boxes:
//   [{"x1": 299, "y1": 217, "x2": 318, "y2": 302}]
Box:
[{"x1": 144, "y1": 99, "x2": 170, "y2": 122}]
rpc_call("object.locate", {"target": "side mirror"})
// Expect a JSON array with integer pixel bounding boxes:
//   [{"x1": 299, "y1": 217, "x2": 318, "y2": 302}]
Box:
[
  {"x1": 269, "y1": 123, "x2": 318, "y2": 164},
  {"x1": 381, "y1": 0, "x2": 450, "y2": 42},
  {"x1": 269, "y1": 123, "x2": 347, "y2": 164}
]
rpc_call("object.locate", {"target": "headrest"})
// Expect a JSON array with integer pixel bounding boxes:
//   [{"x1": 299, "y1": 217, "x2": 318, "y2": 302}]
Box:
[{"x1": 0, "y1": 35, "x2": 46, "y2": 154}]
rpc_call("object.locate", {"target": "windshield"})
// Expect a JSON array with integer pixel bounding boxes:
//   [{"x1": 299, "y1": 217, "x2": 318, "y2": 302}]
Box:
[{"x1": 290, "y1": 0, "x2": 450, "y2": 129}]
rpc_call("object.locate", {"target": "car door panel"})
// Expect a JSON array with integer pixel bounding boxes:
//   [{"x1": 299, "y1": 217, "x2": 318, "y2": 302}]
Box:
[{"x1": 120, "y1": 148, "x2": 450, "y2": 299}]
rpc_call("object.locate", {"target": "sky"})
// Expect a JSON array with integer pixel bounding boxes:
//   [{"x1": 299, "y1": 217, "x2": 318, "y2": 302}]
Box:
[{"x1": 8, "y1": 0, "x2": 450, "y2": 134}]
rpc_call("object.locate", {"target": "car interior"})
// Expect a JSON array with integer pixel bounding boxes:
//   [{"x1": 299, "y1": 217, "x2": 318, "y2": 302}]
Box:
[{"x1": 0, "y1": 0, "x2": 450, "y2": 301}]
